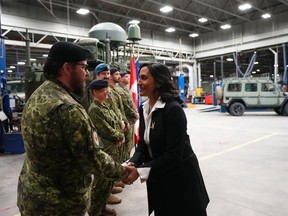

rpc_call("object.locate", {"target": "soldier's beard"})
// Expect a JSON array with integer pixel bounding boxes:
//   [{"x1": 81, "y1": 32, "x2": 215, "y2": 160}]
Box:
[
  {"x1": 70, "y1": 70, "x2": 85, "y2": 99},
  {"x1": 73, "y1": 85, "x2": 85, "y2": 99}
]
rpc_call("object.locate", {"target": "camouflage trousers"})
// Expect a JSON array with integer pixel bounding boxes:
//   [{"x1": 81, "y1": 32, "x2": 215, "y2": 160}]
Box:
[
  {"x1": 88, "y1": 176, "x2": 114, "y2": 216},
  {"x1": 17, "y1": 183, "x2": 91, "y2": 216},
  {"x1": 121, "y1": 124, "x2": 135, "y2": 162}
]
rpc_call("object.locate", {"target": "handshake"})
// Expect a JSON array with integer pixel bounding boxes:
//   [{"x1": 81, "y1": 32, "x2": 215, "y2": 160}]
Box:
[{"x1": 121, "y1": 162, "x2": 139, "y2": 185}]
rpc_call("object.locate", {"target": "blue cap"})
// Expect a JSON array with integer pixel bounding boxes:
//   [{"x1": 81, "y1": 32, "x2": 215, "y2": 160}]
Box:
[
  {"x1": 88, "y1": 79, "x2": 108, "y2": 90},
  {"x1": 95, "y1": 63, "x2": 109, "y2": 74}
]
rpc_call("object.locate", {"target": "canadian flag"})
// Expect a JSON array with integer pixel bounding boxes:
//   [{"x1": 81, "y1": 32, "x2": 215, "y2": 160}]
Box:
[{"x1": 129, "y1": 55, "x2": 139, "y2": 145}]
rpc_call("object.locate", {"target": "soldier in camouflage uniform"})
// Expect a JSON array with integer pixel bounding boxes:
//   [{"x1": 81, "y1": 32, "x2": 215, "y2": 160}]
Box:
[
  {"x1": 95, "y1": 64, "x2": 128, "y2": 206},
  {"x1": 17, "y1": 42, "x2": 131, "y2": 216},
  {"x1": 108, "y1": 67, "x2": 130, "y2": 162},
  {"x1": 116, "y1": 71, "x2": 139, "y2": 160},
  {"x1": 95, "y1": 64, "x2": 128, "y2": 133},
  {"x1": 88, "y1": 79, "x2": 125, "y2": 216}
]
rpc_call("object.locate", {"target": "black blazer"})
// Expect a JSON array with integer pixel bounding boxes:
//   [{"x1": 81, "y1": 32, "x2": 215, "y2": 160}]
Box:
[{"x1": 129, "y1": 100, "x2": 209, "y2": 216}]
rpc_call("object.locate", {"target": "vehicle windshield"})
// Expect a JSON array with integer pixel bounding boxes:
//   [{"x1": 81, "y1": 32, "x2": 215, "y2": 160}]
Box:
[{"x1": 7, "y1": 80, "x2": 25, "y2": 94}]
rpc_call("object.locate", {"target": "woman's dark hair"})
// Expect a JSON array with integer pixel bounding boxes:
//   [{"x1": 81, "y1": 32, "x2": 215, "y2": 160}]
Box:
[
  {"x1": 140, "y1": 63, "x2": 183, "y2": 104},
  {"x1": 43, "y1": 58, "x2": 65, "y2": 80}
]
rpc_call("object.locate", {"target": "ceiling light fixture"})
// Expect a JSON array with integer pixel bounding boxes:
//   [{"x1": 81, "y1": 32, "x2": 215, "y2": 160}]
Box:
[
  {"x1": 43, "y1": 54, "x2": 48, "y2": 57},
  {"x1": 220, "y1": 24, "x2": 231, "y2": 29},
  {"x1": 76, "y1": 8, "x2": 90, "y2": 15},
  {"x1": 165, "y1": 27, "x2": 175, "y2": 33},
  {"x1": 238, "y1": 3, "x2": 252, "y2": 11},
  {"x1": 30, "y1": 58, "x2": 36, "y2": 61},
  {"x1": 160, "y1": 6, "x2": 173, "y2": 13},
  {"x1": 198, "y1": 18, "x2": 208, "y2": 23},
  {"x1": 17, "y1": 62, "x2": 25, "y2": 65},
  {"x1": 254, "y1": 61, "x2": 259, "y2": 64},
  {"x1": 262, "y1": 13, "x2": 271, "y2": 19},
  {"x1": 189, "y1": 33, "x2": 199, "y2": 38},
  {"x1": 226, "y1": 58, "x2": 233, "y2": 62},
  {"x1": 129, "y1": 20, "x2": 140, "y2": 25},
  {"x1": 9, "y1": 65, "x2": 16, "y2": 69},
  {"x1": 7, "y1": 69, "x2": 13, "y2": 73}
]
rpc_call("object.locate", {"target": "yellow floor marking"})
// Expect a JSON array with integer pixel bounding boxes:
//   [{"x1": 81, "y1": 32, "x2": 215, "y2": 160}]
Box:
[
  {"x1": 186, "y1": 103, "x2": 195, "y2": 108},
  {"x1": 199, "y1": 132, "x2": 279, "y2": 161}
]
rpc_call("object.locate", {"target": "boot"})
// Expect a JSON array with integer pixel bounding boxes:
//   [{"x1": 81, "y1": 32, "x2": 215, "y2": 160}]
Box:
[
  {"x1": 107, "y1": 194, "x2": 122, "y2": 204},
  {"x1": 114, "y1": 181, "x2": 125, "y2": 188},
  {"x1": 111, "y1": 186, "x2": 122, "y2": 194},
  {"x1": 100, "y1": 205, "x2": 117, "y2": 216}
]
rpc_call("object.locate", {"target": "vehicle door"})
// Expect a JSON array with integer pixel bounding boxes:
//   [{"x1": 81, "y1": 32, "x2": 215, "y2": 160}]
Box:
[
  {"x1": 242, "y1": 82, "x2": 258, "y2": 105},
  {"x1": 259, "y1": 83, "x2": 279, "y2": 105}
]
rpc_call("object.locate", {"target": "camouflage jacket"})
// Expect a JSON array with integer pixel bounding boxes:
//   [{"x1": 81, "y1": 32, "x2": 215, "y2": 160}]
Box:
[
  {"x1": 116, "y1": 84, "x2": 138, "y2": 124},
  {"x1": 88, "y1": 100, "x2": 124, "y2": 160},
  {"x1": 17, "y1": 80, "x2": 125, "y2": 215},
  {"x1": 106, "y1": 86, "x2": 128, "y2": 124}
]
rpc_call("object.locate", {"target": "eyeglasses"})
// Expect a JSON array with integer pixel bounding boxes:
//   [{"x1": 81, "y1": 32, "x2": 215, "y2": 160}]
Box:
[
  {"x1": 76, "y1": 63, "x2": 89, "y2": 71},
  {"x1": 71, "y1": 63, "x2": 89, "y2": 72}
]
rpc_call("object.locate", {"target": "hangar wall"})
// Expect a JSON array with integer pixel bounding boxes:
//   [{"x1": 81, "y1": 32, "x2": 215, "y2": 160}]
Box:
[{"x1": 195, "y1": 10, "x2": 288, "y2": 58}]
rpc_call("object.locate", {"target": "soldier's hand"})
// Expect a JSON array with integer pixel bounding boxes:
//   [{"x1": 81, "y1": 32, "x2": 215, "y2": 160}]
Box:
[
  {"x1": 121, "y1": 163, "x2": 133, "y2": 179},
  {"x1": 115, "y1": 138, "x2": 125, "y2": 147},
  {"x1": 121, "y1": 121, "x2": 125, "y2": 130},
  {"x1": 122, "y1": 164, "x2": 139, "y2": 185},
  {"x1": 123, "y1": 122, "x2": 130, "y2": 131}
]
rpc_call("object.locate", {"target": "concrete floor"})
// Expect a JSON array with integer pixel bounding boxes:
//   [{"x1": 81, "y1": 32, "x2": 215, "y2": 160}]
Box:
[{"x1": 0, "y1": 105, "x2": 288, "y2": 216}]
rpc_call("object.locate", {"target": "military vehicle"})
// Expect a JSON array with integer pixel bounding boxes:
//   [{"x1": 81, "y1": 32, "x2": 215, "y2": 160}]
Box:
[
  {"x1": 215, "y1": 74, "x2": 288, "y2": 116},
  {"x1": 7, "y1": 80, "x2": 25, "y2": 102}
]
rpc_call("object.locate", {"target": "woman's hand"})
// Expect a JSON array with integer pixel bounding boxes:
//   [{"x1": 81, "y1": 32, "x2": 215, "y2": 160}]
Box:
[{"x1": 122, "y1": 163, "x2": 139, "y2": 184}]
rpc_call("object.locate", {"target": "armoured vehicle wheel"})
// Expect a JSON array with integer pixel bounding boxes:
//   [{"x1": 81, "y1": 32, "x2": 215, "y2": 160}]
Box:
[
  {"x1": 274, "y1": 108, "x2": 281, "y2": 115},
  {"x1": 282, "y1": 103, "x2": 288, "y2": 116},
  {"x1": 215, "y1": 86, "x2": 223, "y2": 100},
  {"x1": 229, "y1": 102, "x2": 245, "y2": 116}
]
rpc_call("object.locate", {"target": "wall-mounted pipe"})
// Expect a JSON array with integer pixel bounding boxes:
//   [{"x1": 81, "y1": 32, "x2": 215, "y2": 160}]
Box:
[
  {"x1": 25, "y1": 29, "x2": 31, "y2": 68},
  {"x1": 233, "y1": 52, "x2": 244, "y2": 77},
  {"x1": 243, "y1": 52, "x2": 257, "y2": 77},
  {"x1": 213, "y1": 61, "x2": 216, "y2": 80},
  {"x1": 220, "y1": 56, "x2": 224, "y2": 79},
  {"x1": 282, "y1": 44, "x2": 287, "y2": 85},
  {"x1": 269, "y1": 48, "x2": 278, "y2": 85},
  {"x1": 197, "y1": 62, "x2": 201, "y2": 87}
]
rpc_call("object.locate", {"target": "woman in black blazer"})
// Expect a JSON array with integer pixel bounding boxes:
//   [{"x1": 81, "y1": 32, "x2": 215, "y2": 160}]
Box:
[{"x1": 123, "y1": 63, "x2": 209, "y2": 216}]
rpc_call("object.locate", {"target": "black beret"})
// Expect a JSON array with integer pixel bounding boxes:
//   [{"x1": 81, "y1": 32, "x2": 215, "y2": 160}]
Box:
[
  {"x1": 88, "y1": 79, "x2": 108, "y2": 90},
  {"x1": 48, "y1": 41, "x2": 91, "y2": 62},
  {"x1": 120, "y1": 71, "x2": 128, "y2": 77},
  {"x1": 110, "y1": 67, "x2": 119, "y2": 74},
  {"x1": 95, "y1": 63, "x2": 109, "y2": 74}
]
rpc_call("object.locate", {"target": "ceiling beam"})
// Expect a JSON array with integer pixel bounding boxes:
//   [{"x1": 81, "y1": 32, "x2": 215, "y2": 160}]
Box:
[
  {"x1": 277, "y1": 0, "x2": 288, "y2": 6},
  {"x1": 192, "y1": 0, "x2": 251, "y2": 22},
  {"x1": 39, "y1": 0, "x2": 212, "y2": 34},
  {"x1": 95, "y1": 0, "x2": 214, "y2": 31},
  {"x1": 146, "y1": 0, "x2": 225, "y2": 25}
]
